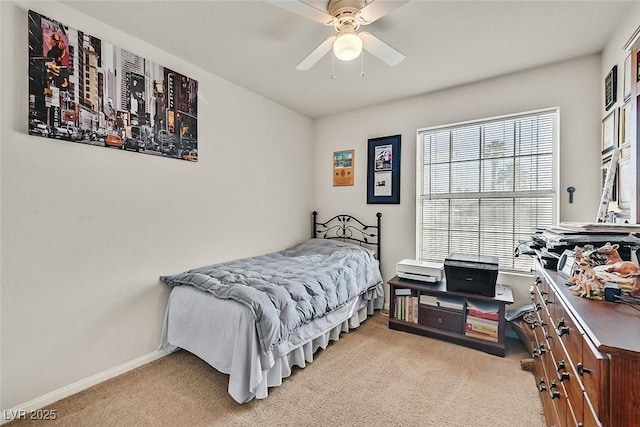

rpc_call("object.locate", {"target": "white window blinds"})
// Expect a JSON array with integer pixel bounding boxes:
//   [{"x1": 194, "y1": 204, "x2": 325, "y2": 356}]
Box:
[{"x1": 417, "y1": 109, "x2": 558, "y2": 272}]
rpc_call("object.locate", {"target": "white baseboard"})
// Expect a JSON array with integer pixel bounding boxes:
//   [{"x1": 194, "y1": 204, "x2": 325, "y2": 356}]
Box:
[{"x1": 1, "y1": 349, "x2": 170, "y2": 424}]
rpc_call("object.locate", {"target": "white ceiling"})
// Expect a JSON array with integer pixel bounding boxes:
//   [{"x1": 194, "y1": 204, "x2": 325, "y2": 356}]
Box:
[{"x1": 62, "y1": 0, "x2": 634, "y2": 119}]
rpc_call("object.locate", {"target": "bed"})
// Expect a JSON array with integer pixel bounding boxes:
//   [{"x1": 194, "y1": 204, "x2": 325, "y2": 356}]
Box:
[{"x1": 159, "y1": 211, "x2": 383, "y2": 403}]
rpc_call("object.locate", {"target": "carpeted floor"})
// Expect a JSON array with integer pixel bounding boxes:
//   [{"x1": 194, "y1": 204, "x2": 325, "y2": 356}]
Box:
[{"x1": 7, "y1": 313, "x2": 545, "y2": 427}]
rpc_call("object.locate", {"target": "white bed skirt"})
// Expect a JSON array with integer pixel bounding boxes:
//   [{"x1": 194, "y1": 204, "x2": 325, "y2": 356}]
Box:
[
  {"x1": 161, "y1": 285, "x2": 383, "y2": 403},
  {"x1": 253, "y1": 294, "x2": 378, "y2": 400}
]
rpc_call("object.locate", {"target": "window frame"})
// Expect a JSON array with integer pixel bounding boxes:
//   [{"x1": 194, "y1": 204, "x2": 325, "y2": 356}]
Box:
[{"x1": 415, "y1": 108, "x2": 560, "y2": 272}]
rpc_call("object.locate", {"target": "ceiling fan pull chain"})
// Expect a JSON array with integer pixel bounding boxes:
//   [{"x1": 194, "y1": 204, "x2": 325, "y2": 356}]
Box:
[
  {"x1": 331, "y1": 54, "x2": 337, "y2": 80},
  {"x1": 360, "y1": 51, "x2": 365, "y2": 77}
]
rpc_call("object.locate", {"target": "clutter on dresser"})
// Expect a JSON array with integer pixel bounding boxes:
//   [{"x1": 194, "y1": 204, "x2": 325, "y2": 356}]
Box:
[
  {"x1": 565, "y1": 242, "x2": 640, "y2": 299},
  {"x1": 516, "y1": 222, "x2": 640, "y2": 273}
]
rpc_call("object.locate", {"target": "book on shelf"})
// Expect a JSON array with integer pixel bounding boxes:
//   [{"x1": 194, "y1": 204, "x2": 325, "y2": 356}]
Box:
[
  {"x1": 467, "y1": 309, "x2": 500, "y2": 321},
  {"x1": 406, "y1": 295, "x2": 412, "y2": 321},
  {"x1": 464, "y1": 329, "x2": 499, "y2": 342},
  {"x1": 466, "y1": 315, "x2": 498, "y2": 329},
  {"x1": 394, "y1": 295, "x2": 419, "y2": 323},
  {"x1": 395, "y1": 288, "x2": 412, "y2": 296},
  {"x1": 465, "y1": 320, "x2": 498, "y2": 337},
  {"x1": 419, "y1": 294, "x2": 438, "y2": 306}
]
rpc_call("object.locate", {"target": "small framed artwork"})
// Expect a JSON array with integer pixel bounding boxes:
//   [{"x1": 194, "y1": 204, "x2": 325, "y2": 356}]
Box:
[
  {"x1": 617, "y1": 157, "x2": 631, "y2": 209},
  {"x1": 367, "y1": 134, "x2": 401, "y2": 204},
  {"x1": 619, "y1": 101, "x2": 632, "y2": 147},
  {"x1": 333, "y1": 149, "x2": 354, "y2": 186},
  {"x1": 601, "y1": 108, "x2": 617, "y2": 155},
  {"x1": 604, "y1": 65, "x2": 617, "y2": 111},
  {"x1": 624, "y1": 54, "x2": 632, "y2": 102}
]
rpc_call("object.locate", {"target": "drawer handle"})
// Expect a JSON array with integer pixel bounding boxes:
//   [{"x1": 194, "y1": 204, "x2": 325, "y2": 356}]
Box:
[
  {"x1": 557, "y1": 326, "x2": 570, "y2": 337},
  {"x1": 557, "y1": 360, "x2": 565, "y2": 372},
  {"x1": 535, "y1": 302, "x2": 542, "y2": 311},
  {"x1": 530, "y1": 321, "x2": 538, "y2": 330},
  {"x1": 549, "y1": 380, "x2": 558, "y2": 390},
  {"x1": 538, "y1": 378, "x2": 546, "y2": 392},
  {"x1": 577, "y1": 363, "x2": 592, "y2": 375},
  {"x1": 539, "y1": 343, "x2": 546, "y2": 354},
  {"x1": 534, "y1": 277, "x2": 541, "y2": 285},
  {"x1": 557, "y1": 317, "x2": 565, "y2": 328},
  {"x1": 558, "y1": 371, "x2": 570, "y2": 382},
  {"x1": 532, "y1": 349, "x2": 539, "y2": 358},
  {"x1": 549, "y1": 390, "x2": 561, "y2": 400}
]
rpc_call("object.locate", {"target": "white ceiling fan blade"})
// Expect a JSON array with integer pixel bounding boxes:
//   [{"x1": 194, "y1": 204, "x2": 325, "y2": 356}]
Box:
[
  {"x1": 357, "y1": 0, "x2": 410, "y2": 25},
  {"x1": 360, "y1": 32, "x2": 405, "y2": 66},
  {"x1": 267, "y1": 0, "x2": 337, "y2": 26},
  {"x1": 296, "y1": 36, "x2": 337, "y2": 70}
]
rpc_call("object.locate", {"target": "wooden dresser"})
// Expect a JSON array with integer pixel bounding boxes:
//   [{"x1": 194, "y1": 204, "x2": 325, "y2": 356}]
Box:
[{"x1": 531, "y1": 259, "x2": 640, "y2": 426}]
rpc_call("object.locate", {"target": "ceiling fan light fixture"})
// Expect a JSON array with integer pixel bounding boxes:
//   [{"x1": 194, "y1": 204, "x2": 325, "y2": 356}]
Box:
[{"x1": 333, "y1": 32, "x2": 362, "y2": 61}]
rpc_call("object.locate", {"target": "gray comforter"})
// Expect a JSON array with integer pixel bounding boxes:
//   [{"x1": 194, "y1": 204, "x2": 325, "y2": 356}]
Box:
[{"x1": 161, "y1": 238, "x2": 383, "y2": 355}]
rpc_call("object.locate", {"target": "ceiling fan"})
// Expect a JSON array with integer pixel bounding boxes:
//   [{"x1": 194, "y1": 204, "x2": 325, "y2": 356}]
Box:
[{"x1": 268, "y1": 0, "x2": 408, "y2": 70}]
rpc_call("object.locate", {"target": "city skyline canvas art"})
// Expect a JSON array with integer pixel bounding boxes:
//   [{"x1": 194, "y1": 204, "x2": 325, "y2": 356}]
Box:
[{"x1": 28, "y1": 10, "x2": 199, "y2": 161}]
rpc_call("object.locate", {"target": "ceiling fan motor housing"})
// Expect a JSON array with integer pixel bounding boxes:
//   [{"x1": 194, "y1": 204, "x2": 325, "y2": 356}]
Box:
[
  {"x1": 272, "y1": 0, "x2": 407, "y2": 69},
  {"x1": 328, "y1": 0, "x2": 366, "y2": 32}
]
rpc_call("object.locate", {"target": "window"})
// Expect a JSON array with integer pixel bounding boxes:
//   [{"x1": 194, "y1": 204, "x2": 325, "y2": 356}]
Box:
[{"x1": 417, "y1": 108, "x2": 558, "y2": 272}]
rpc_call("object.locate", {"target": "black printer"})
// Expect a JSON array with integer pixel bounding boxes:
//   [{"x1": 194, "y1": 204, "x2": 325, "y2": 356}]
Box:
[{"x1": 444, "y1": 253, "x2": 499, "y2": 297}]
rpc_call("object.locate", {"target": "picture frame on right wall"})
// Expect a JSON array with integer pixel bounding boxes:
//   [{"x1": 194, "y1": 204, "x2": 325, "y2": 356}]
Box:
[
  {"x1": 604, "y1": 65, "x2": 617, "y2": 111},
  {"x1": 624, "y1": 53, "x2": 632, "y2": 102},
  {"x1": 617, "y1": 156, "x2": 631, "y2": 210},
  {"x1": 619, "y1": 101, "x2": 632, "y2": 147},
  {"x1": 601, "y1": 108, "x2": 617, "y2": 155}
]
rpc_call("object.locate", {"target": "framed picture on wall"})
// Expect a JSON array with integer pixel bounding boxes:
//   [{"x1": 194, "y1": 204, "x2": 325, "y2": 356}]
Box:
[
  {"x1": 27, "y1": 10, "x2": 199, "y2": 162},
  {"x1": 601, "y1": 108, "x2": 617, "y2": 155},
  {"x1": 333, "y1": 149, "x2": 354, "y2": 186},
  {"x1": 367, "y1": 135, "x2": 401, "y2": 204},
  {"x1": 604, "y1": 65, "x2": 617, "y2": 111},
  {"x1": 618, "y1": 157, "x2": 631, "y2": 209},
  {"x1": 619, "y1": 101, "x2": 632, "y2": 147},
  {"x1": 624, "y1": 54, "x2": 632, "y2": 102}
]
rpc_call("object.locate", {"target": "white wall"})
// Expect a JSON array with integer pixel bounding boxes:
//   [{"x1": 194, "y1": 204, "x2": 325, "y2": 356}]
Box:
[
  {"x1": 0, "y1": 1, "x2": 314, "y2": 410},
  {"x1": 314, "y1": 55, "x2": 603, "y2": 307}
]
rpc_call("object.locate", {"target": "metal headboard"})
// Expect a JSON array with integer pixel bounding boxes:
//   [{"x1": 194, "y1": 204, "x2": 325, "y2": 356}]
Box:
[{"x1": 312, "y1": 211, "x2": 382, "y2": 264}]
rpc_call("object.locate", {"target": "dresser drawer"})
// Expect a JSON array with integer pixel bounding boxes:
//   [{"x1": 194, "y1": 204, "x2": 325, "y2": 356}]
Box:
[
  {"x1": 536, "y1": 369, "x2": 563, "y2": 427},
  {"x1": 583, "y1": 395, "x2": 603, "y2": 427},
  {"x1": 556, "y1": 353, "x2": 584, "y2": 425},
  {"x1": 418, "y1": 305, "x2": 463, "y2": 333},
  {"x1": 553, "y1": 302, "x2": 583, "y2": 365},
  {"x1": 580, "y1": 337, "x2": 608, "y2": 423}
]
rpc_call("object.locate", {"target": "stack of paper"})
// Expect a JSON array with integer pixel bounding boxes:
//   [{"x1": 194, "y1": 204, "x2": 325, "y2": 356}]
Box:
[{"x1": 436, "y1": 295, "x2": 464, "y2": 311}]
